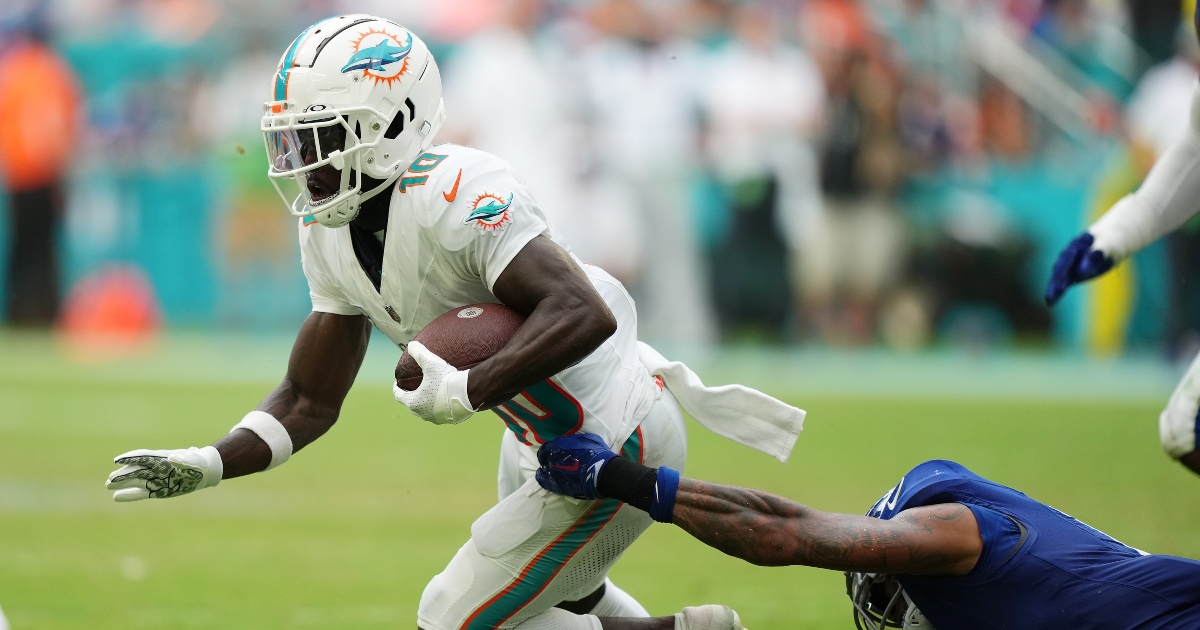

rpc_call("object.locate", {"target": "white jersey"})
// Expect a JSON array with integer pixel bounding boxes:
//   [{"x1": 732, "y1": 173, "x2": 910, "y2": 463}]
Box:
[{"x1": 298, "y1": 143, "x2": 657, "y2": 447}]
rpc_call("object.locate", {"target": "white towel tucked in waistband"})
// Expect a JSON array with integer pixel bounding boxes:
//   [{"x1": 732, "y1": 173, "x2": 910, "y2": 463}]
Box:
[{"x1": 637, "y1": 342, "x2": 805, "y2": 464}]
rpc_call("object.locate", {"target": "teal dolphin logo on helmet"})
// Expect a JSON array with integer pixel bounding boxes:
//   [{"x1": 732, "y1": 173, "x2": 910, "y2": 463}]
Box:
[{"x1": 341, "y1": 32, "x2": 412, "y2": 73}]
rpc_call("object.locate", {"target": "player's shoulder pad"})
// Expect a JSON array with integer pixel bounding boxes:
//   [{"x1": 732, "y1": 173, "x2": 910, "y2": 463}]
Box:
[
  {"x1": 297, "y1": 214, "x2": 327, "y2": 247},
  {"x1": 405, "y1": 144, "x2": 530, "y2": 243},
  {"x1": 868, "y1": 460, "x2": 980, "y2": 519}
]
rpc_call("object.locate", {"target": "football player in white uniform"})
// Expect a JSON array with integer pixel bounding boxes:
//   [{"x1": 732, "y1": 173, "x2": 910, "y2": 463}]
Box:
[
  {"x1": 1045, "y1": 13, "x2": 1200, "y2": 477},
  {"x1": 103, "y1": 15, "x2": 765, "y2": 630}
]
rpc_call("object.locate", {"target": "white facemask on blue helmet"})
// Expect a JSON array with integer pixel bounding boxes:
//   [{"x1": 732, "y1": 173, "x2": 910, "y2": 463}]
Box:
[{"x1": 262, "y1": 15, "x2": 447, "y2": 228}]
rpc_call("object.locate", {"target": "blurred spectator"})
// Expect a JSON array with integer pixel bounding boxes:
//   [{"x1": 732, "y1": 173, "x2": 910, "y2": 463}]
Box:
[
  {"x1": 0, "y1": 0, "x2": 1175, "y2": 354},
  {"x1": 201, "y1": 35, "x2": 308, "y2": 327},
  {"x1": 0, "y1": 18, "x2": 81, "y2": 326},
  {"x1": 677, "y1": 0, "x2": 730, "y2": 47},
  {"x1": 699, "y1": 2, "x2": 825, "y2": 341},
  {"x1": 802, "y1": 0, "x2": 905, "y2": 344},
  {"x1": 1127, "y1": 0, "x2": 1184, "y2": 68},
  {"x1": 575, "y1": 0, "x2": 715, "y2": 343},
  {"x1": 1031, "y1": 0, "x2": 1134, "y2": 99},
  {"x1": 440, "y1": 0, "x2": 584, "y2": 246},
  {"x1": 870, "y1": 0, "x2": 975, "y2": 97},
  {"x1": 978, "y1": 78, "x2": 1031, "y2": 162},
  {"x1": 869, "y1": 0, "x2": 982, "y2": 173},
  {"x1": 1125, "y1": 30, "x2": 1199, "y2": 163}
]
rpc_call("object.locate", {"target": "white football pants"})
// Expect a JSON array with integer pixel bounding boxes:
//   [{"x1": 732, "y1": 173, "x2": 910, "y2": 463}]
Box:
[{"x1": 417, "y1": 390, "x2": 687, "y2": 630}]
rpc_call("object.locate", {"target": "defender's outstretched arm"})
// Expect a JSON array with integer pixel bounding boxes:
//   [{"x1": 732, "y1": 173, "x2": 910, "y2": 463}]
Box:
[
  {"x1": 535, "y1": 435, "x2": 982, "y2": 576},
  {"x1": 1088, "y1": 89, "x2": 1200, "y2": 261},
  {"x1": 672, "y1": 480, "x2": 981, "y2": 575},
  {"x1": 1046, "y1": 86, "x2": 1200, "y2": 306},
  {"x1": 106, "y1": 312, "x2": 371, "y2": 500}
]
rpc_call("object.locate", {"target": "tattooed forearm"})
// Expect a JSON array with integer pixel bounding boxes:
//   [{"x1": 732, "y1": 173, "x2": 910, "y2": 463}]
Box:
[{"x1": 671, "y1": 480, "x2": 982, "y2": 576}]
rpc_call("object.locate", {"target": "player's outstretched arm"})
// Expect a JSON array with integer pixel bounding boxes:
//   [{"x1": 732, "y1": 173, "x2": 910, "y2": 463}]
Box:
[
  {"x1": 106, "y1": 312, "x2": 371, "y2": 500},
  {"x1": 470, "y1": 234, "x2": 617, "y2": 409},
  {"x1": 535, "y1": 434, "x2": 981, "y2": 576},
  {"x1": 214, "y1": 311, "x2": 372, "y2": 477},
  {"x1": 1046, "y1": 87, "x2": 1200, "y2": 306},
  {"x1": 670, "y1": 480, "x2": 980, "y2": 575}
]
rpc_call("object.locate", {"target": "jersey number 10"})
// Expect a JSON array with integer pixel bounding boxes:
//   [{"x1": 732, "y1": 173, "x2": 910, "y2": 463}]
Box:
[{"x1": 491, "y1": 379, "x2": 585, "y2": 446}]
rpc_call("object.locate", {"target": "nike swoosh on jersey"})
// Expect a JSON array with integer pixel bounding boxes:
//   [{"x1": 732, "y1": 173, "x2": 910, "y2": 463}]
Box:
[{"x1": 443, "y1": 169, "x2": 462, "y2": 202}]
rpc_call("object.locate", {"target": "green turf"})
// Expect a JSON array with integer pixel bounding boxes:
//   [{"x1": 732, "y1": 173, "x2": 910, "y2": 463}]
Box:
[{"x1": 2, "y1": 346, "x2": 1198, "y2": 629}]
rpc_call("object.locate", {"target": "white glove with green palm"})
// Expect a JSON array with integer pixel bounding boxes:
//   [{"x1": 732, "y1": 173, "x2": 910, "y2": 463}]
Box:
[{"x1": 105, "y1": 446, "x2": 223, "y2": 502}]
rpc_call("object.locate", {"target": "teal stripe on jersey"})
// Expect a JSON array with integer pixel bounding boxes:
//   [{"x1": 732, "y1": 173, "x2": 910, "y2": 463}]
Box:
[
  {"x1": 463, "y1": 499, "x2": 622, "y2": 630},
  {"x1": 461, "y1": 429, "x2": 645, "y2": 629},
  {"x1": 620, "y1": 428, "x2": 642, "y2": 463}
]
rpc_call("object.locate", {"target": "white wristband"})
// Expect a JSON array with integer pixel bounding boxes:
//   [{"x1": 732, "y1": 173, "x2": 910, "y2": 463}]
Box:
[
  {"x1": 196, "y1": 445, "x2": 224, "y2": 488},
  {"x1": 231, "y1": 411, "x2": 293, "y2": 471}
]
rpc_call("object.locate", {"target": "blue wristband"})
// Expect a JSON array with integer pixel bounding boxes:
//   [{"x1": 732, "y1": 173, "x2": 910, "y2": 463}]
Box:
[{"x1": 649, "y1": 466, "x2": 680, "y2": 523}]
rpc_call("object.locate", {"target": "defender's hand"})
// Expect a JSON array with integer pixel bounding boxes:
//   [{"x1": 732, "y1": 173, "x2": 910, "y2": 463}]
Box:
[
  {"x1": 393, "y1": 341, "x2": 475, "y2": 425},
  {"x1": 106, "y1": 446, "x2": 222, "y2": 502},
  {"x1": 1045, "y1": 232, "x2": 1115, "y2": 307},
  {"x1": 535, "y1": 433, "x2": 618, "y2": 500}
]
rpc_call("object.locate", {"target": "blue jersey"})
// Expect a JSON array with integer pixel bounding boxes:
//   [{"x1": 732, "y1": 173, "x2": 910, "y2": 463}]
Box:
[{"x1": 868, "y1": 460, "x2": 1200, "y2": 629}]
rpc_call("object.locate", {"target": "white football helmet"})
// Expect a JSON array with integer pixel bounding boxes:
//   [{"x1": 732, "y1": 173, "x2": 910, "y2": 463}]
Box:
[{"x1": 261, "y1": 15, "x2": 447, "y2": 227}]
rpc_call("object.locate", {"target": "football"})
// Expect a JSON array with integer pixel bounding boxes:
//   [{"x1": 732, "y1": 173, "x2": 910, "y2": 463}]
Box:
[{"x1": 394, "y1": 303, "x2": 527, "y2": 390}]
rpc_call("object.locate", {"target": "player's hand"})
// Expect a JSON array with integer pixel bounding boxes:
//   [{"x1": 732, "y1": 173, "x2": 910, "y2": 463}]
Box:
[
  {"x1": 393, "y1": 341, "x2": 475, "y2": 425},
  {"x1": 105, "y1": 446, "x2": 223, "y2": 502},
  {"x1": 1045, "y1": 232, "x2": 1115, "y2": 307},
  {"x1": 535, "y1": 433, "x2": 618, "y2": 500}
]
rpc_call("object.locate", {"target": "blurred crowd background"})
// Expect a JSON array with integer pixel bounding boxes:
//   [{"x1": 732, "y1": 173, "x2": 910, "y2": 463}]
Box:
[{"x1": 1, "y1": 0, "x2": 1197, "y2": 356}]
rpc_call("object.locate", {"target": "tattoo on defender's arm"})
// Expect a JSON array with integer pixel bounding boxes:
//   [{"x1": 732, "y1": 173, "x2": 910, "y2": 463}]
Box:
[{"x1": 670, "y1": 480, "x2": 979, "y2": 575}]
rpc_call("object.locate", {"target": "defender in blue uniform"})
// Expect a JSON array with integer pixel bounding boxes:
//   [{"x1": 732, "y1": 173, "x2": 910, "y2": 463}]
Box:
[
  {"x1": 857, "y1": 459, "x2": 1200, "y2": 629},
  {"x1": 532, "y1": 434, "x2": 1200, "y2": 629}
]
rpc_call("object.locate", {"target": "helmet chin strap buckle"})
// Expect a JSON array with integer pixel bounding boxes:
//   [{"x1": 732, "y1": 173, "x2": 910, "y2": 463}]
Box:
[
  {"x1": 419, "y1": 120, "x2": 432, "y2": 137},
  {"x1": 329, "y1": 151, "x2": 346, "y2": 171}
]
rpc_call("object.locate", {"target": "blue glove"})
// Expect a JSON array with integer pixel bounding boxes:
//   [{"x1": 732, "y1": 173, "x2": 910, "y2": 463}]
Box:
[
  {"x1": 535, "y1": 433, "x2": 618, "y2": 500},
  {"x1": 1045, "y1": 232, "x2": 1115, "y2": 307}
]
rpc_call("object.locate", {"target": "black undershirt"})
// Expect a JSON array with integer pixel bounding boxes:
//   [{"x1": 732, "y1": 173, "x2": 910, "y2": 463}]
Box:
[{"x1": 348, "y1": 184, "x2": 394, "y2": 293}]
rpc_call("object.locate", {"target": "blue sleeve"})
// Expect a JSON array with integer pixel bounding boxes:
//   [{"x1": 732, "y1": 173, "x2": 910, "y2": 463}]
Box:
[{"x1": 962, "y1": 503, "x2": 1025, "y2": 577}]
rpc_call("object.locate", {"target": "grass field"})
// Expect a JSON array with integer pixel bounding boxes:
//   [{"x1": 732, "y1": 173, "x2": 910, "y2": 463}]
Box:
[{"x1": 2, "y1": 334, "x2": 1199, "y2": 629}]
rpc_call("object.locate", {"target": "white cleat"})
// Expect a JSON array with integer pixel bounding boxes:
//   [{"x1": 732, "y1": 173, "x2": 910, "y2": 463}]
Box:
[{"x1": 674, "y1": 605, "x2": 745, "y2": 630}]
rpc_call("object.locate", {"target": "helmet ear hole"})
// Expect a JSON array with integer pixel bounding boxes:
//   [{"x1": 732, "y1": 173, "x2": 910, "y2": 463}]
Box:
[
  {"x1": 384, "y1": 98, "x2": 416, "y2": 140},
  {"x1": 384, "y1": 110, "x2": 405, "y2": 139}
]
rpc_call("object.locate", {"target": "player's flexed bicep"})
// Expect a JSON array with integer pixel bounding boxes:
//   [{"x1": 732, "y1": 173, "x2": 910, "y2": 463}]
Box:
[
  {"x1": 393, "y1": 157, "x2": 617, "y2": 423},
  {"x1": 106, "y1": 312, "x2": 371, "y2": 501}
]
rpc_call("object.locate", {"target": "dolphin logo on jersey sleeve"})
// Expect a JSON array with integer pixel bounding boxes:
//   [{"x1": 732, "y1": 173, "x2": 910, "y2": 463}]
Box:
[
  {"x1": 464, "y1": 194, "x2": 513, "y2": 222},
  {"x1": 463, "y1": 193, "x2": 515, "y2": 233}
]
